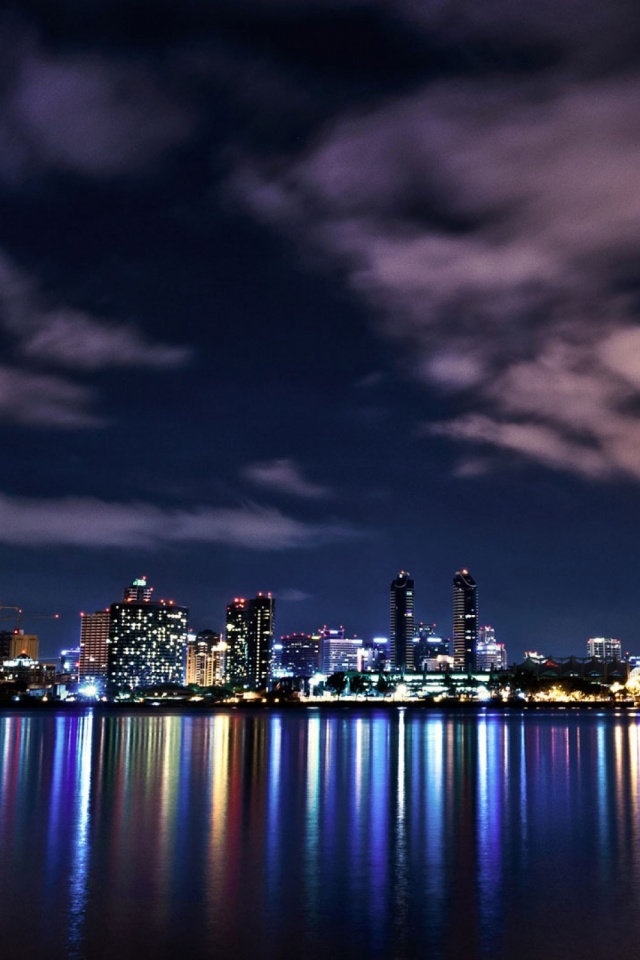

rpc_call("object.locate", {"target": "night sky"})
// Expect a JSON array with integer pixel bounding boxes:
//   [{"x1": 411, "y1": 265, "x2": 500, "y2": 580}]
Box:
[{"x1": 2, "y1": 0, "x2": 640, "y2": 659}]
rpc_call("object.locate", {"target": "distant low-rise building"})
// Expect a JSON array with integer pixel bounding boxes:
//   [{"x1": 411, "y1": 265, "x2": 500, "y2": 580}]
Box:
[
  {"x1": 587, "y1": 637, "x2": 622, "y2": 661},
  {"x1": 476, "y1": 625, "x2": 508, "y2": 670}
]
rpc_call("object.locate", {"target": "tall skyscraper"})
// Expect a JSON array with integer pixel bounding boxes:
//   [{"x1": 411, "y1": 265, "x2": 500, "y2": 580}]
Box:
[
  {"x1": 79, "y1": 610, "x2": 111, "y2": 684},
  {"x1": 107, "y1": 578, "x2": 187, "y2": 690},
  {"x1": 225, "y1": 598, "x2": 249, "y2": 684},
  {"x1": 248, "y1": 593, "x2": 275, "y2": 689},
  {"x1": 390, "y1": 571, "x2": 415, "y2": 674},
  {"x1": 453, "y1": 569, "x2": 478, "y2": 672}
]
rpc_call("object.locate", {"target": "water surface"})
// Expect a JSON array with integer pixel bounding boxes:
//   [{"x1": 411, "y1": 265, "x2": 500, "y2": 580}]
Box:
[{"x1": 1, "y1": 708, "x2": 639, "y2": 960}]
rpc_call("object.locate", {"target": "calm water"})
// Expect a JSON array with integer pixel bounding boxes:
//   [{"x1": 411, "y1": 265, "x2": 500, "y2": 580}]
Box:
[{"x1": 2, "y1": 707, "x2": 640, "y2": 960}]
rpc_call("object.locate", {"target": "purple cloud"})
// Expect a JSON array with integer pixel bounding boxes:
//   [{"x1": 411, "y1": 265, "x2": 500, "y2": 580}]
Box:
[
  {"x1": 0, "y1": 493, "x2": 356, "y2": 549},
  {"x1": 0, "y1": 25, "x2": 194, "y2": 182},
  {"x1": 0, "y1": 365, "x2": 102, "y2": 427},
  {"x1": 242, "y1": 458, "x2": 333, "y2": 499},
  {"x1": 0, "y1": 255, "x2": 191, "y2": 371},
  {"x1": 233, "y1": 70, "x2": 640, "y2": 480}
]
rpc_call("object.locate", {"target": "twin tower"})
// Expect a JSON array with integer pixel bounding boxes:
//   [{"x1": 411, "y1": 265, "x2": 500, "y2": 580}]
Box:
[{"x1": 389, "y1": 569, "x2": 478, "y2": 674}]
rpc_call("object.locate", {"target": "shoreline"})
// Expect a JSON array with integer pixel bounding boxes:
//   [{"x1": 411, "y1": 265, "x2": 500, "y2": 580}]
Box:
[{"x1": 0, "y1": 698, "x2": 637, "y2": 714}]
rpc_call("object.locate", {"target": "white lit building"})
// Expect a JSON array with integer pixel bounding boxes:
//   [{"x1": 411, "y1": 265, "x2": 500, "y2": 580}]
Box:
[
  {"x1": 475, "y1": 625, "x2": 508, "y2": 670},
  {"x1": 319, "y1": 627, "x2": 362, "y2": 674},
  {"x1": 587, "y1": 637, "x2": 622, "y2": 661}
]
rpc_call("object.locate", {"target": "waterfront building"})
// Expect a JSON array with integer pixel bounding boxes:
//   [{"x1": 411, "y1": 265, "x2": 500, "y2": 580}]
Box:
[
  {"x1": 0, "y1": 654, "x2": 56, "y2": 689},
  {"x1": 390, "y1": 571, "x2": 415, "y2": 674},
  {"x1": 186, "y1": 630, "x2": 226, "y2": 686},
  {"x1": 453, "y1": 569, "x2": 478, "y2": 672},
  {"x1": 248, "y1": 593, "x2": 275, "y2": 689},
  {"x1": 276, "y1": 633, "x2": 320, "y2": 676},
  {"x1": 319, "y1": 626, "x2": 362, "y2": 674},
  {"x1": 587, "y1": 637, "x2": 622, "y2": 661},
  {"x1": 225, "y1": 593, "x2": 275, "y2": 688},
  {"x1": 225, "y1": 598, "x2": 249, "y2": 683},
  {"x1": 107, "y1": 578, "x2": 187, "y2": 690},
  {"x1": 476, "y1": 625, "x2": 508, "y2": 670},
  {"x1": 79, "y1": 610, "x2": 111, "y2": 684}
]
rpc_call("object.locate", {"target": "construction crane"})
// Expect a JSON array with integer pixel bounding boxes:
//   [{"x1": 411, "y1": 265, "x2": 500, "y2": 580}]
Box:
[{"x1": 0, "y1": 604, "x2": 60, "y2": 632}]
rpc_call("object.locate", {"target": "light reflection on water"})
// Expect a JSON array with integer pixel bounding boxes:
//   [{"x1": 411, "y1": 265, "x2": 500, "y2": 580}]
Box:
[{"x1": 1, "y1": 709, "x2": 640, "y2": 959}]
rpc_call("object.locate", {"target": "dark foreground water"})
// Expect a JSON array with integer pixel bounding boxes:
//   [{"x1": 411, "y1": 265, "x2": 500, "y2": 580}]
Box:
[{"x1": 1, "y1": 708, "x2": 640, "y2": 960}]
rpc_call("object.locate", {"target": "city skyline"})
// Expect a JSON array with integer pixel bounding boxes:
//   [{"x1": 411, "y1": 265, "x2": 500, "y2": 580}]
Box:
[
  {"x1": 7, "y1": 565, "x2": 632, "y2": 669},
  {"x1": 3, "y1": 2, "x2": 640, "y2": 660}
]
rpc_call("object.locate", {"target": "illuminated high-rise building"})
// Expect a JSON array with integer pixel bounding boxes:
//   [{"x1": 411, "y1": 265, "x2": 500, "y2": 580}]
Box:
[
  {"x1": 225, "y1": 598, "x2": 249, "y2": 684},
  {"x1": 453, "y1": 569, "x2": 478, "y2": 672},
  {"x1": 79, "y1": 610, "x2": 111, "y2": 684},
  {"x1": 390, "y1": 571, "x2": 415, "y2": 674},
  {"x1": 248, "y1": 593, "x2": 275, "y2": 689},
  {"x1": 107, "y1": 578, "x2": 187, "y2": 690},
  {"x1": 186, "y1": 630, "x2": 226, "y2": 686}
]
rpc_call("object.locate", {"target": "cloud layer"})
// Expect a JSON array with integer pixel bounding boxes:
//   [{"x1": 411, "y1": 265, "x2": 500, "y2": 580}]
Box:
[
  {"x1": 0, "y1": 492, "x2": 355, "y2": 550},
  {"x1": 235, "y1": 69, "x2": 640, "y2": 480}
]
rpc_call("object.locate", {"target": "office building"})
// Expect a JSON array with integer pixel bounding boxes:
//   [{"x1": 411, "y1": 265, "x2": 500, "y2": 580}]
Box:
[
  {"x1": 107, "y1": 578, "x2": 187, "y2": 690},
  {"x1": 276, "y1": 633, "x2": 320, "y2": 676},
  {"x1": 476, "y1": 625, "x2": 508, "y2": 670},
  {"x1": 79, "y1": 610, "x2": 111, "y2": 684},
  {"x1": 587, "y1": 637, "x2": 622, "y2": 661},
  {"x1": 186, "y1": 630, "x2": 226, "y2": 686},
  {"x1": 225, "y1": 593, "x2": 275, "y2": 688},
  {"x1": 319, "y1": 626, "x2": 362, "y2": 674},
  {"x1": 390, "y1": 571, "x2": 415, "y2": 674},
  {"x1": 453, "y1": 569, "x2": 478, "y2": 672},
  {"x1": 0, "y1": 631, "x2": 39, "y2": 661},
  {"x1": 248, "y1": 593, "x2": 275, "y2": 689},
  {"x1": 225, "y1": 598, "x2": 249, "y2": 684}
]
